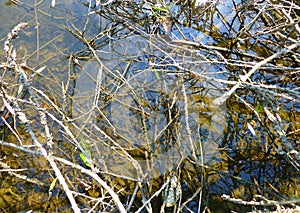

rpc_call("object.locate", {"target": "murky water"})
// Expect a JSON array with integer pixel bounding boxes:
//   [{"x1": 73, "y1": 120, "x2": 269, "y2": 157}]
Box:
[{"x1": 1, "y1": 0, "x2": 300, "y2": 212}]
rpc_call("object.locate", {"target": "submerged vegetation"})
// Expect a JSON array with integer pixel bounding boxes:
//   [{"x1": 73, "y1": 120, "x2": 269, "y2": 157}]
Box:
[{"x1": 0, "y1": 0, "x2": 300, "y2": 212}]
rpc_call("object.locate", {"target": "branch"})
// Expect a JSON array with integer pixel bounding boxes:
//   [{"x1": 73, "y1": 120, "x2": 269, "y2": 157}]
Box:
[
  {"x1": 212, "y1": 42, "x2": 300, "y2": 106},
  {"x1": 0, "y1": 140, "x2": 127, "y2": 213}
]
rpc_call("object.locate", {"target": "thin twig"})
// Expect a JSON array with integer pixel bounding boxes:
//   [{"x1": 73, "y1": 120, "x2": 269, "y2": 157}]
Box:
[
  {"x1": 212, "y1": 41, "x2": 300, "y2": 106},
  {"x1": 0, "y1": 139, "x2": 127, "y2": 213}
]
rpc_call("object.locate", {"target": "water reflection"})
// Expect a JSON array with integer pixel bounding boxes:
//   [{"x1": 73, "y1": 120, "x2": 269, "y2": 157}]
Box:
[
  {"x1": 72, "y1": 33, "x2": 226, "y2": 179},
  {"x1": 1, "y1": 0, "x2": 300, "y2": 212}
]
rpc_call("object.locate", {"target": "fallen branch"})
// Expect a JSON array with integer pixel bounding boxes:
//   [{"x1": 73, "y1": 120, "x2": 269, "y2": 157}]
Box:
[{"x1": 212, "y1": 41, "x2": 300, "y2": 106}]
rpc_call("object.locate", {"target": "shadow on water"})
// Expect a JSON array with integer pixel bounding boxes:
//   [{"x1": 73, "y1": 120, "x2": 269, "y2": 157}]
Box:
[{"x1": 0, "y1": 0, "x2": 300, "y2": 212}]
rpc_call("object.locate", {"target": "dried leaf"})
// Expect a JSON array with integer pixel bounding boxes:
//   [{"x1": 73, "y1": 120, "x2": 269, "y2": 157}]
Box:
[
  {"x1": 3, "y1": 98, "x2": 15, "y2": 115},
  {"x1": 35, "y1": 65, "x2": 46, "y2": 74},
  {"x1": 264, "y1": 107, "x2": 276, "y2": 123},
  {"x1": 163, "y1": 175, "x2": 182, "y2": 207},
  {"x1": 49, "y1": 177, "x2": 58, "y2": 192},
  {"x1": 17, "y1": 84, "x2": 23, "y2": 97},
  {"x1": 247, "y1": 122, "x2": 256, "y2": 136}
]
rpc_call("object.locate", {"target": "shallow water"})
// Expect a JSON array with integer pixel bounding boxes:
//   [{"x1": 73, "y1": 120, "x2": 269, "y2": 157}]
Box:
[
  {"x1": 1, "y1": 0, "x2": 300, "y2": 212},
  {"x1": 72, "y1": 33, "x2": 227, "y2": 179}
]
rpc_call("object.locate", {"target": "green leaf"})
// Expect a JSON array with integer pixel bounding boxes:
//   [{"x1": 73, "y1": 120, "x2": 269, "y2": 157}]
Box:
[
  {"x1": 152, "y1": 6, "x2": 166, "y2": 12},
  {"x1": 80, "y1": 136, "x2": 91, "y2": 156},
  {"x1": 80, "y1": 153, "x2": 91, "y2": 167},
  {"x1": 154, "y1": 71, "x2": 161, "y2": 80},
  {"x1": 255, "y1": 103, "x2": 261, "y2": 113},
  {"x1": 79, "y1": 136, "x2": 91, "y2": 167}
]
